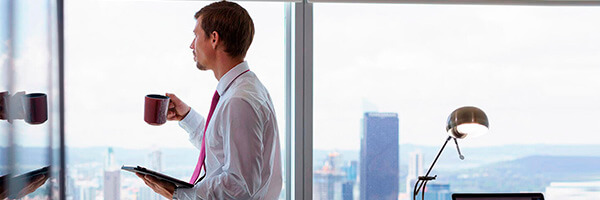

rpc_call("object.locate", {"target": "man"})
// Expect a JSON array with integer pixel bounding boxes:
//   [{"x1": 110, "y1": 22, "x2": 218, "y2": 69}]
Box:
[{"x1": 136, "y1": 1, "x2": 282, "y2": 199}]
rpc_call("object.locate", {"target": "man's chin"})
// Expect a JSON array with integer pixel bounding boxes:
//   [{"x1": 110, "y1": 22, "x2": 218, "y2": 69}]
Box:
[{"x1": 196, "y1": 63, "x2": 207, "y2": 71}]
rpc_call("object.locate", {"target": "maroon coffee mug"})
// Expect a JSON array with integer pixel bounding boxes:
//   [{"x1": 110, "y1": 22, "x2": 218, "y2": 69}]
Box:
[
  {"x1": 144, "y1": 94, "x2": 170, "y2": 125},
  {"x1": 0, "y1": 91, "x2": 8, "y2": 120},
  {"x1": 23, "y1": 93, "x2": 48, "y2": 125}
]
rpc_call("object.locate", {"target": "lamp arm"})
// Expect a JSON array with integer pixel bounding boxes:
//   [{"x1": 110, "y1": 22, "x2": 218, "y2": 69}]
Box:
[
  {"x1": 413, "y1": 136, "x2": 452, "y2": 200},
  {"x1": 453, "y1": 138, "x2": 464, "y2": 160}
]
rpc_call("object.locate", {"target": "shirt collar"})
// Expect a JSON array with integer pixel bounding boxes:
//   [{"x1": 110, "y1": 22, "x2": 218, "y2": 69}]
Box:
[{"x1": 216, "y1": 61, "x2": 250, "y2": 96}]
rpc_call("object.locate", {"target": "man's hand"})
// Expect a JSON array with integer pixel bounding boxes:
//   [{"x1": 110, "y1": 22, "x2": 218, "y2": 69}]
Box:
[
  {"x1": 136, "y1": 173, "x2": 176, "y2": 199},
  {"x1": 15, "y1": 174, "x2": 49, "y2": 198},
  {"x1": 1, "y1": 174, "x2": 49, "y2": 199},
  {"x1": 166, "y1": 93, "x2": 191, "y2": 121}
]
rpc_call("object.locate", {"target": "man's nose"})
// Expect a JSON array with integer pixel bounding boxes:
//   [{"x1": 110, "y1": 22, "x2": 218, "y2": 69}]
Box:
[{"x1": 190, "y1": 40, "x2": 195, "y2": 49}]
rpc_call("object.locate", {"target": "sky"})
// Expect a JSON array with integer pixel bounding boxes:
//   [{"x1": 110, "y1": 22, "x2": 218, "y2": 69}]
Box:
[{"x1": 2, "y1": 1, "x2": 600, "y2": 150}]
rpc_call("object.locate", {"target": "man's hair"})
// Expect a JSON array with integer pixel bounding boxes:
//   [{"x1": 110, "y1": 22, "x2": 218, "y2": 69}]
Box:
[{"x1": 195, "y1": 1, "x2": 255, "y2": 59}]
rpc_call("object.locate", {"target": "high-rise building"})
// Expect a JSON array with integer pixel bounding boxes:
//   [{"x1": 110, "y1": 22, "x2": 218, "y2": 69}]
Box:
[
  {"x1": 341, "y1": 161, "x2": 358, "y2": 200},
  {"x1": 342, "y1": 160, "x2": 358, "y2": 182},
  {"x1": 342, "y1": 160, "x2": 358, "y2": 200},
  {"x1": 137, "y1": 187, "x2": 156, "y2": 200},
  {"x1": 77, "y1": 180, "x2": 99, "y2": 200},
  {"x1": 148, "y1": 148, "x2": 162, "y2": 172},
  {"x1": 406, "y1": 150, "x2": 424, "y2": 194},
  {"x1": 314, "y1": 151, "x2": 345, "y2": 200},
  {"x1": 104, "y1": 147, "x2": 120, "y2": 200},
  {"x1": 141, "y1": 148, "x2": 163, "y2": 200},
  {"x1": 342, "y1": 181, "x2": 354, "y2": 200},
  {"x1": 422, "y1": 183, "x2": 451, "y2": 200},
  {"x1": 360, "y1": 112, "x2": 399, "y2": 200}
]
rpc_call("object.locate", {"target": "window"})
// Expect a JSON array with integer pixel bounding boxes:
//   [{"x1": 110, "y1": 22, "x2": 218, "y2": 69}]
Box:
[
  {"x1": 5, "y1": 1, "x2": 600, "y2": 199},
  {"x1": 1, "y1": 0, "x2": 58, "y2": 199},
  {"x1": 65, "y1": 1, "x2": 287, "y2": 199},
  {"x1": 313, "y1": 3, "x2": 600, "y2": 199}
]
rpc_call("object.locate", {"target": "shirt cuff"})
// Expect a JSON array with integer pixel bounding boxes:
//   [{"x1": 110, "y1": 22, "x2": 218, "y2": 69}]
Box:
[{"x1": 178, "y1": 108, "x2": 201, "y2": 134}]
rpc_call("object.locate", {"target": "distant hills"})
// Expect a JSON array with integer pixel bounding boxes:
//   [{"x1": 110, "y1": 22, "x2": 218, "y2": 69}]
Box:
[
  {"x1": 314, "y1": 144, "x2": 600, "y2": 193},
  {"x1": 443, "y1": 155, "x2": 600, "y2": 193},
  {"x1": 314, "y1": 144, "x2": 600, "y2": 171}
]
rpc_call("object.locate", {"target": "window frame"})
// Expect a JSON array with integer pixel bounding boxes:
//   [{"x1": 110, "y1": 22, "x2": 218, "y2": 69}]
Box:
[{"x1": 51, "y1": 1, "x2": 600, "y2": 200}]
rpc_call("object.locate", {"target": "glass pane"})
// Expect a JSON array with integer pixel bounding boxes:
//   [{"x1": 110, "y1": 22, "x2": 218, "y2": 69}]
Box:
[
  {"x1": 0, "y1": 0, "x2": 9, "y2": 197},
  {"x1": 65, "y1": 1, "x2": 286, "y2": 199},
  {"x1": 1, "y1": 0, "x2": 56, "y2": 199},
  {"x1": 314, "y1": 3, "x2": 600, "y2": 200}
]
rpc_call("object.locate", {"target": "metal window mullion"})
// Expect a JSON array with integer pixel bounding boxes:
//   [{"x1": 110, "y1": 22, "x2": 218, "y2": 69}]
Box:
[
  {"x1": 57, "y1": 0, "x2": 66, "y2": 199},
  {"x1": 293, "y1": 1, "x2": 304, "y2": 198},
  {"x1": 294, "y1": 0, "x2": 313, "y2": 200},
  {"x1": 284, "y1": 2, "x2": 292, "y2": 200},
  {"x1": 302, "y1": 2, "x2": 313, "y2": 200}
]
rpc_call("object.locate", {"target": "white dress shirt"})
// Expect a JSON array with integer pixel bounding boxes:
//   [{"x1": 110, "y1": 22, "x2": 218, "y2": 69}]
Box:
[{"x1": 174, "y1": 61, "x2": 282, "y2": 200}]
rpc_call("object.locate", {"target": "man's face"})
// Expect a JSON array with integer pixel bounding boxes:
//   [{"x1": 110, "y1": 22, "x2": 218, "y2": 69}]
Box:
[{"x1": 190, "y1": 16, "x2": 212, "y2": 71}]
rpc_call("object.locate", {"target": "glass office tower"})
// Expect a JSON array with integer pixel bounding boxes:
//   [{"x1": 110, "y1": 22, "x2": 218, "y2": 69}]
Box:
[{"x1": 360, "y1": 112, "x2": 399, "y2": 199}]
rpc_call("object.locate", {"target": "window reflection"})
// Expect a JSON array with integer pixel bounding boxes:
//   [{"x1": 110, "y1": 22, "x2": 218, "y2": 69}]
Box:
[{"x1": 1, "y1": 0, "x2": 56, "y2": 199}]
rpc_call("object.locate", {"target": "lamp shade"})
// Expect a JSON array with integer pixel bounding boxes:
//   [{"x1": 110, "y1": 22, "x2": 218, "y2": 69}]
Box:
[{"x1": 446, "y1": 106, "x2": 489, "y2": 139}]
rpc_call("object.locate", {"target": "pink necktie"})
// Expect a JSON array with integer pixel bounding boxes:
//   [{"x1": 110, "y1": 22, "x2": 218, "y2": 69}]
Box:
[{"x1": 189, "y1": 90, "x2": 220, "y2": 184}]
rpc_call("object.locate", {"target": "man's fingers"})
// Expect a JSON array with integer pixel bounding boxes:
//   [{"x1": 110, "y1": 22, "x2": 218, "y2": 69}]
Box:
[
  {"x1": 18, "y1": 176, "x2": 46, "y2": 199},
  {"x1": 31, "y1": 174, "x2": 45, "y2": 183},
  {"x1": 141, "y1": 177, "x2": 152, "y2": 187},
  {"x1": 136, "y1": 173, "x2": 153, "y2": 186},
  {"x1": 167, "y1": 111, "x2": 176, "y2": 118},
  {"x1": 144, "y1": 175, "x2": 164, "y2": 194},
  {"x1": 144, "y1": 174, "x2": 160, "y2": 183},
  {"x1": 166, "y1": 93, "x2": 181, "y2": 103},
  {"x1": 33, "y1": 175, "x2": 47, "y2": 186},
  {"x1": 137, "y1": 172, "x2": 175, "y2": 198}
]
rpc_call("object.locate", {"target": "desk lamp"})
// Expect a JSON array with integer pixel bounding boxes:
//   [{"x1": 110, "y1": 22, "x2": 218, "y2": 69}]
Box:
[{"x1": 413, "y1": 106, "x2": 489, "y2": 200}]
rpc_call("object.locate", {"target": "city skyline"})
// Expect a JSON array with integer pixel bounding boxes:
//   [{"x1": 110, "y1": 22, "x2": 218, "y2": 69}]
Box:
[{"x1": 10, "y1": 141, "x2": 594, "y2": 200}]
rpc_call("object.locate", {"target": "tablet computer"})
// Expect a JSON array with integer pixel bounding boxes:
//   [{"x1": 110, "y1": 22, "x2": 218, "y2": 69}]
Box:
[
  {"x1": 12, "y1": 166, "x2": 50, "y2": 183},
  {"x1": 0, "y1": 166, "x2": 50, "y2": 194},
  {"x1": 121, "y1": 165, "x2": 193, "y2": 188}
]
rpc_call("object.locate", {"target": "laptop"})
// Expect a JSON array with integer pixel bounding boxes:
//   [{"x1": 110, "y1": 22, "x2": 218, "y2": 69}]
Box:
[{"x1": 452, "y1": 193, "x2": 544, "y2": 200}]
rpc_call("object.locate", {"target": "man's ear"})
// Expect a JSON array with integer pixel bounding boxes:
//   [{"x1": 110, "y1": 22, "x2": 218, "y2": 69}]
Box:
[{"x1": 211, "y1": 31, "x2": 219, "y2": 50}]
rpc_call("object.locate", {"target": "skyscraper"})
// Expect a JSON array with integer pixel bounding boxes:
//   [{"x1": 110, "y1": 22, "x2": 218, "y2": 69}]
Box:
[
  {"x1": 422, "y1": 183, "x2": 451, "y2": 200},
  {"x1": 342, "y1": 181, "x2": 354, "y2": 200},
  {"x1": 342, "y1": 160, "x2": 358, "y2": 200},
  {"x1": 314, "y1": 151, "x2": 345, "y2": 200},
  {"x1": 141, "y1": 148, "x2": 163, "y2": 200},
  {"x1": 407, "y1": 150, "x2": 424, "y2": 195},
  {"x1": 360, "y1": 112, "x2": 399, "y2": 200},
  {"x1": 148, "y1": 148, "x2": 162, "y2": 172},
  {"x1": 104, "y1": 147, "x2": 120, "y2": 200},
  {"x1": 103, "y1": 170, "x2": 120, "y2": 200}
]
